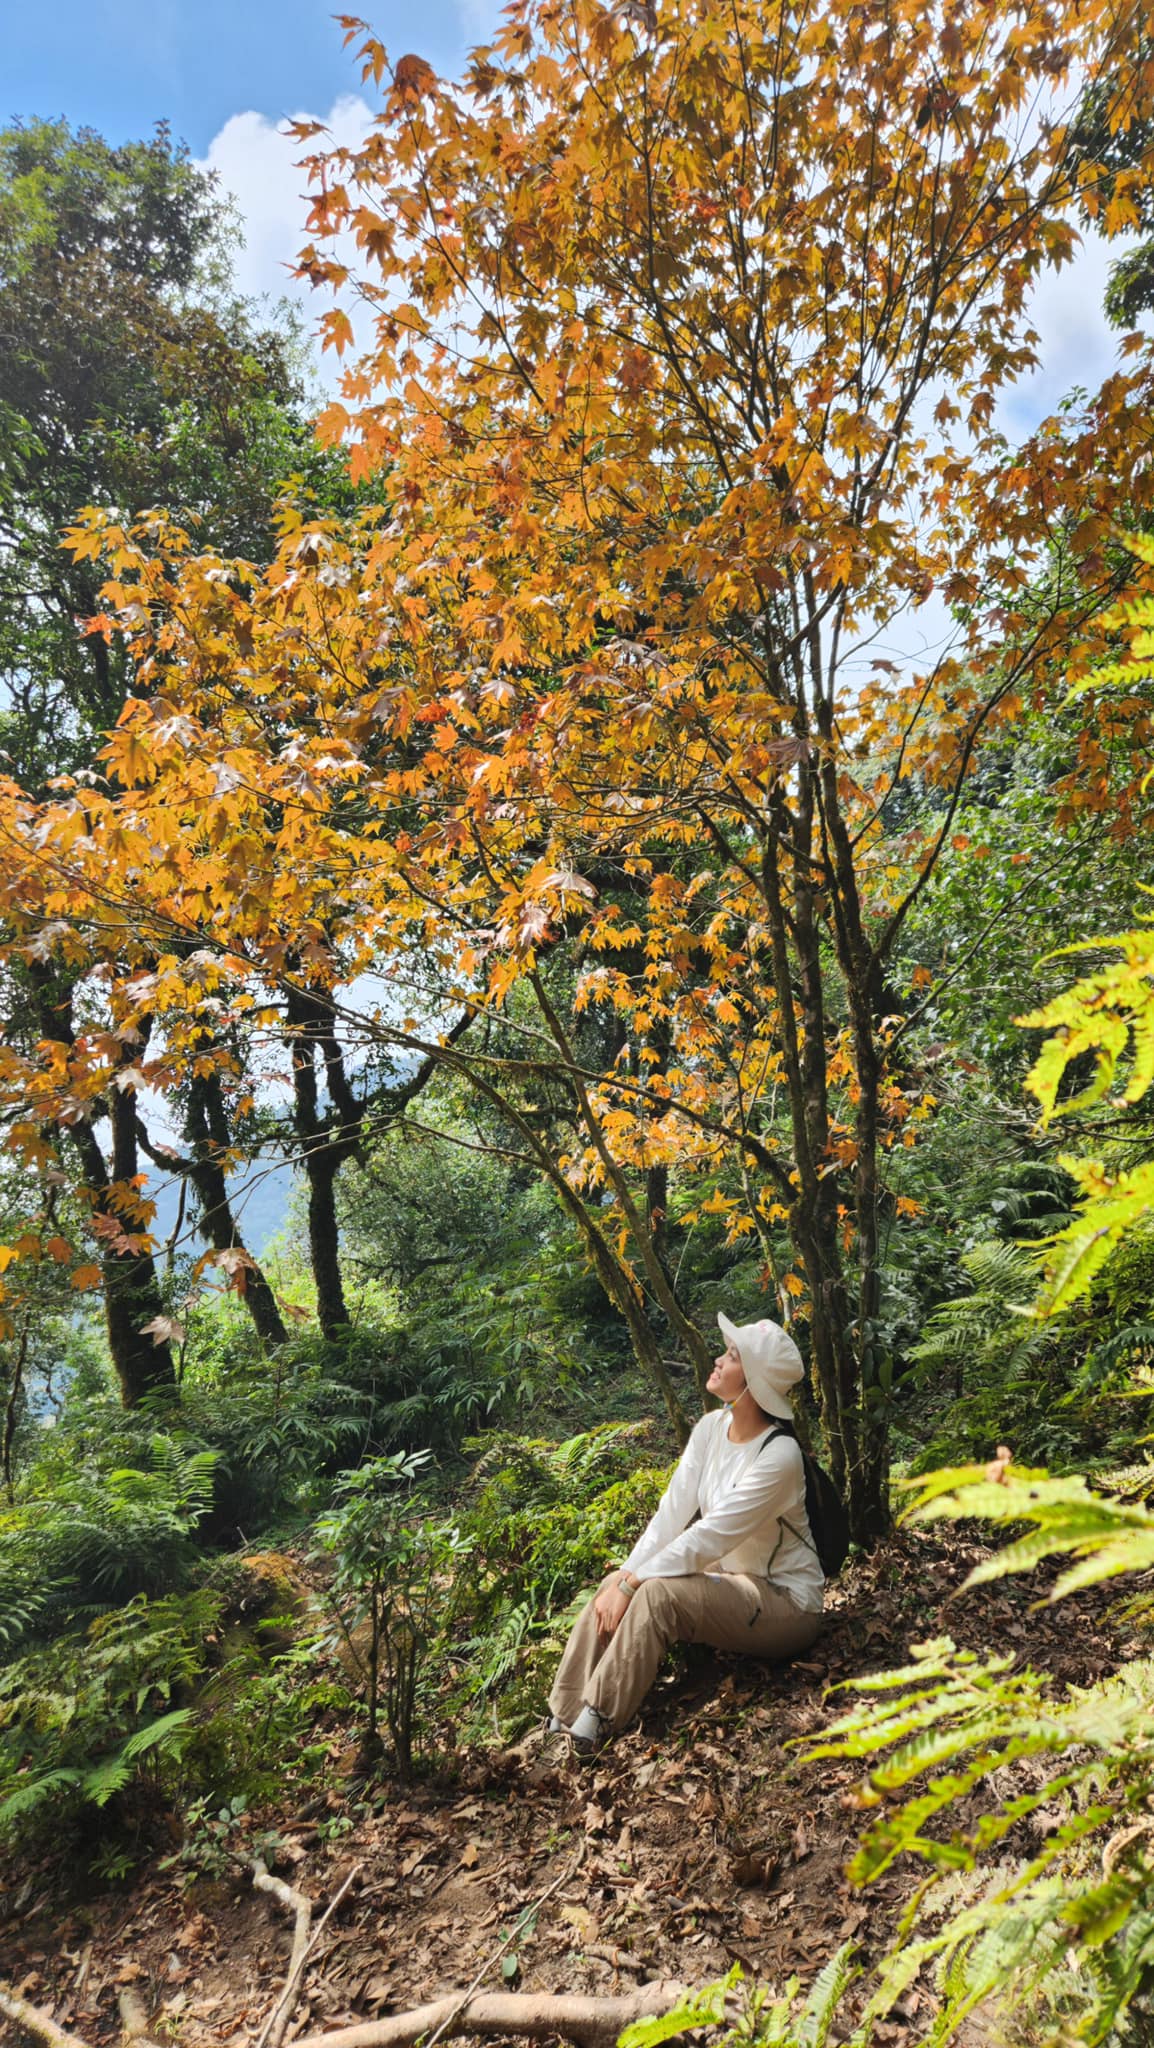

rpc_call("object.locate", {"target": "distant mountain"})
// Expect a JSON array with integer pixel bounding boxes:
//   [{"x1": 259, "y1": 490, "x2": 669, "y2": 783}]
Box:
[{"x1": 148, "y1": 1158, "x2": 295, "y2": 1261}]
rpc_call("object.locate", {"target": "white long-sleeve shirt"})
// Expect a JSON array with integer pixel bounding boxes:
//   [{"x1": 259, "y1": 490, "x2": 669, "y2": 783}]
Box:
[{"x1": 622, "y1": 1409, "x2": 825, "y2": 1614}]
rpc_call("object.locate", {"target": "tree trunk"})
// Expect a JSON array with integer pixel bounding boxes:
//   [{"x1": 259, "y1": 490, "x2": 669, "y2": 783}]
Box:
[
  {"x1": 430, "y1": 1035, "x2": 692, "y2": 1444},
  {"x1": 529, "y1": 972, "x2": 714, "y2": 1398},
  {"x1": 307, "y1": 1151, "x2": 350, "y2": 1338},
  {"x1": 184, "y1": 1073, "x2": 288, "y2": 1348},
  {"x1": 571, "y1": 1194, "x2": 691, "y2": 1446},
  {"x1": 286, "y1": 988, "x2": 352, "y2": 1339},
  {"x1": 79, "y1": 1087, "x2": 176, "y2": 1405},
  {"x1": 27, "y1": 968, "x2": 176, "y2": 1404},
  {"x1": 758, "y1": 797, "x2": 886, "y2": 1539},
  {"x1": 815, "y1": 708, "x2": 893, "y2": 1541}
]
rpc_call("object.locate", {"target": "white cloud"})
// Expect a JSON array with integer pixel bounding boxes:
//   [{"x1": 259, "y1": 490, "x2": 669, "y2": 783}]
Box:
[
  {"x1": 197, "y1": 95, "x2": 376, "y2": 380},
  {"x1": 999, "y1": 227, "x2": 1137, "y2": 439}
]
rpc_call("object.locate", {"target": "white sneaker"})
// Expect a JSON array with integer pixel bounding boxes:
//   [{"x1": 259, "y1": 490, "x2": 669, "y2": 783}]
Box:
[{"x1": 567, "y1": 1704, "x2": 613, "y2": 1756}]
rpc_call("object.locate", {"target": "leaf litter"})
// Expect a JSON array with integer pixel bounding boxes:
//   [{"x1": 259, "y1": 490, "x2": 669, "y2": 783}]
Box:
[{"x1": 0, "y1": 1524, "x2": 1135, "y2": 2048}]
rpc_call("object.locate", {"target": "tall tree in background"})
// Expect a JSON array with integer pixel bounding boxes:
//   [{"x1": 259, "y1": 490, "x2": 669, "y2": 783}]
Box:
[
  {"x1": 0, "y1": 120, "x2": 341, "y2": 1401},
  {"x1": 2, "y1": 1, "x2": 1154, "y2": 1516},
  {"x1": 287, "y1": 0, "x2": 1154, "y2": 1529},
  {"x1": 0, "y1": 118, "x2": 327, "y2": 784}
]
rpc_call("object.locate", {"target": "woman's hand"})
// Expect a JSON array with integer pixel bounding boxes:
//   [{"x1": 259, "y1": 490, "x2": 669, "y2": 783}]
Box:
[{"x1": 593, "y1": 1575, "x2": 636, "y2": 1640}]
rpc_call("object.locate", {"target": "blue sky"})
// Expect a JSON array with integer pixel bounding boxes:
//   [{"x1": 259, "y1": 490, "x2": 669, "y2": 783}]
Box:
[
  {"x1": 4, "y1": 1, "x2": 475, "y2": 156},
  {"x1": 3, "y1": 0, "x2": 1138, "y2": 449},
  {"x1": 4, "y1": 0, "x2": 499, "y2": 331}
]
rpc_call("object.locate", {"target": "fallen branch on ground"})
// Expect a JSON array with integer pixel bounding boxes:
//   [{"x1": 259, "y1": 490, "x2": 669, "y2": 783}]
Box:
[
  {"x1": 118, "y1": 1988, "x2": 162, "y2": 2047},
  {"x1": 253, "y1": 1857, "x2": 362, "y2": 2048},
  {"x1": 253, "y1": 1857, "x2": 313, "y2": 2048},
  {"x1": 288, "y1": 1981, "x2": 692, "y2": 2048},
  {"x1": 0, "y1": 1983, "x2": 94, "y2": 2048}
]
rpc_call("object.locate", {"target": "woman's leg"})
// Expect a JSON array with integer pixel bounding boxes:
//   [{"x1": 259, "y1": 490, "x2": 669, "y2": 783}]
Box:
[
  {"x1": 547, "y1": 1573, "x2": 621, "y2": 1728},
  {"x1": 580, "y1": 1573, "x2": 821, "y2": 1729}
]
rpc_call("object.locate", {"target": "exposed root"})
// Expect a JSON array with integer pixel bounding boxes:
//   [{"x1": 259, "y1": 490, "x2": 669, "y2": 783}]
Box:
[
  {"x1": 0, "y1": 1982, "x2": 94, "y2": 2048},
  {"x1": 287, "y1": 1980, "x2": 693, "y2": 2048}
]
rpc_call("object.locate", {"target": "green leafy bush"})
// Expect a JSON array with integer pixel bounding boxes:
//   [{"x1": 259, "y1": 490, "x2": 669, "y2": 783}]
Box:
[
  {"x1": 907, "y1": 1241, "x2": 1089, "y2": 1467},
  {"x1": 452, "y1": 1424, "x2": 670, "y2": 1734},
  {"x1": 0, "y1": 1434, "x2": 218, "y2": 1647}
]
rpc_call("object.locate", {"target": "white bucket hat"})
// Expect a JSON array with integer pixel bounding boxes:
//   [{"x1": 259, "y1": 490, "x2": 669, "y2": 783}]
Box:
[{"x1": 717, "y1": 1312, "x2": 804, "y2": 1420}]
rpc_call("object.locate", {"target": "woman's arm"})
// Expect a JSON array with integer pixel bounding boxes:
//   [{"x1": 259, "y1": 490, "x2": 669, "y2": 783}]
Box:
[
  {"x1": 634, "y1": 1436, "x2": 804, "y2": 1578},
  {"x1": 620, "y1": 1416, "x2": 712, "y2": 1575},
  {"x1": 590, "y1": 1419, "x2": 714, "y2": 1642}
]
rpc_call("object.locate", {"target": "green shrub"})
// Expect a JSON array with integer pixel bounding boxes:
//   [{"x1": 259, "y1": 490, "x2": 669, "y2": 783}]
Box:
[
  {"x1": 314, "y1": 1450, "x2": 471, "y2": 1777},
  {"x1": 452, "y1": 1425, "x2": 670, "y2": 1736},
  {"x1": 0, "y1": 1434, "x2": 218, "y2": 1648},
  {"x1": 806, "y1": 1462, "x2": 1154, "y2": 2046},
  {"x1": 0, "y1": 1588, "x2": 218, "y2": 1848},
  {"x1": 908, "y1": 1241, "x2": 1090, "y2": 1468}
]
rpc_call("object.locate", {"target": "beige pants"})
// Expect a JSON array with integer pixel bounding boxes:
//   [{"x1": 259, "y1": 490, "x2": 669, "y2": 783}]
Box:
[{"x1": 548, "y1": 1570, "x2": 822, "y2": 1730}]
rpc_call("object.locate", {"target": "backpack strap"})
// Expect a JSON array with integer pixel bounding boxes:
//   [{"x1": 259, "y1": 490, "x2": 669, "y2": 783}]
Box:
[{"x1": 756, "y1": 1420, "x2": 820, "y2": 1562}]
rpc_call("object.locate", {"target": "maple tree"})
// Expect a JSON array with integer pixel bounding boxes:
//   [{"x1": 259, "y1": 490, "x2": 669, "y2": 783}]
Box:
[
  {"x1": 3, "y1": 0, "x2": 1154, "y2": 1528},
  {"x1": 0, "y1": 122, "x2": 338, "y2": 1403}
]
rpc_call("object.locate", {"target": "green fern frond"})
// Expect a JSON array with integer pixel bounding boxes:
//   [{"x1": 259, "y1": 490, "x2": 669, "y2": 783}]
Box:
[
  {"x1": 0, "y1": 1767, "x2": 83, "y2": 1827},
  {"x1": 796, "y1": 1943, "x2": 860, "y2": 2048},
  {"x1": 618, "y1": 1970, "x2": 738, "y2": 2048},
  {"x1": 901, "y1": 1464, "x2": 1154, "y2": 1596},
  {"x1": 1039, "y1": 1159, "x2": 1154, "y2": 1315},
  {"x1": 78, "y1": 1749, "x2": 135, "y2": 1808},
  {"x1": 116, "y1": 1707, "x2": 194, "y2": 1766}
]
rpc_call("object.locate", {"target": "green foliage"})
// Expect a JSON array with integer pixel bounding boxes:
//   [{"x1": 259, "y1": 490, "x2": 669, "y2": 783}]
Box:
[
  {"x1": 180, "y1": 1339, "x2": 374, "y2": 1529},
  {"x1": 906, "y1": 1242, "x2": 1085, "y2": 1467},
  {"x1": 1020, "y1": 918, "x2": 1154, "y2": 1125},
  {"x1": 453, "y1": 1425, "x2": 669, "y2": 1734},
  {"x1": 465, "y1": 1420, "x2": 661, "y2": 1531},
  {"x1": 0, "y1": 1588, "x2": 215, "y2": 1845},
  {"x1": 1039, "y1": 1155, "x2": 1154, "y2": 1319},
  {"x1": 618, "y1": 1952, "x2": 861, "y2": 2048},
  {"x1": 0, "y1": 1431, "x2": 218, "y2": 1646},
  {"x1": 337, "y1": 1130, "x2": 618, "y2": 1439},
  {"x1": 1007, "y1": 539, "x2": 1154, "y2": 1318},
  {"x1": 0, "y1": 1708, "x2": 197, "y2": 1829},
  {"x1": 314, "y1": 1450, "x2": 470, "y2": 1776},
  {"x1": 909, "y1": 1239, "x2": 1041, "y2": 1381},
  {"x1": 903, "y1": 1459, "x2": 1154, "y2": 1599},
  {"x1": 803, "y1": 1464, "x2": 1154, "y2": 2044},
  {"x1": 0, "y1": 117, "x2": 341, "y2": 790}
]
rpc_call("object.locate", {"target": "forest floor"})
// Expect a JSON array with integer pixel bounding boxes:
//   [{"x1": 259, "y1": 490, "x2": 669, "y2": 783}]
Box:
[{"x1": 0, "y1": 1527, "x2": 1135, "y2": 2048}]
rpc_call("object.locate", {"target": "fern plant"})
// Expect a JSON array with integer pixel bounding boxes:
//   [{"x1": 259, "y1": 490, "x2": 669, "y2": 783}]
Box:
[
  {"x1": 313, "y1": 1450, "x2": 473, "y2": 1776},
  {"x1": 0, "y1": 1587, "x2": 219, "y2": 1848},
  {"x1": 452, "y1": 1431, "x2": 669, "y2": 1736},
  {"x1": 1013, "y1": 536, "x2": 1154, "y2": 1316},
  {"x1": 910, "y1": 1240, "x2": 1043, "y2": 1382},
  {"x1": 907, "y1": 1241, "x2": 1083, "y2": 1465},
  {"x1": 0, "y1": 1434, "x2": 218, "y2": 1648},
  {"x1": 805, "y1": 1462, "x2": 1154, "y2": 2045},
  {"x1": 0, "y1": 1708, "x2": 195, "y2": 1830},
  {"x1": 618, "y1": 1950, "x2": 861, "y2": 2048}
]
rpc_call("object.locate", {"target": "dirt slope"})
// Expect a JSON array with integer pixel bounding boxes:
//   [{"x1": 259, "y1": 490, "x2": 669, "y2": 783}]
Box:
[{"x1": 0, "y1": 1528, "x2": 1129, "y2": 2048}]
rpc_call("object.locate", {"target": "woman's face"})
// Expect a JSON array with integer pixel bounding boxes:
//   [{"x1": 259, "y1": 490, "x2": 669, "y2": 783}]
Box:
[{"x1": 707, "y1": 1341, "x2": 748, "y2": 1404}]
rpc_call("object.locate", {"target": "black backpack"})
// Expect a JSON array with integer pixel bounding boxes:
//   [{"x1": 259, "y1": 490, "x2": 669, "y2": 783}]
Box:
[{"x1": 762, "y1": 1421, "x2": 851, "y2": 1579}]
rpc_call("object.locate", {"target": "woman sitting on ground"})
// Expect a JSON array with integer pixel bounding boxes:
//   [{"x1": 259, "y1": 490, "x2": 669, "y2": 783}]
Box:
[{"x1": 548, "y1": 1314, "x2": 824, "y2": 1754}]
